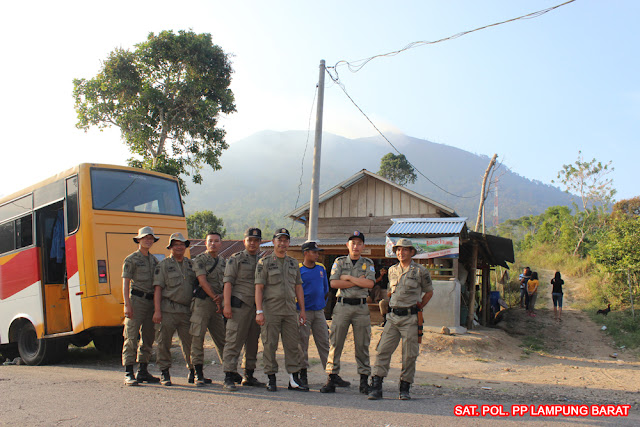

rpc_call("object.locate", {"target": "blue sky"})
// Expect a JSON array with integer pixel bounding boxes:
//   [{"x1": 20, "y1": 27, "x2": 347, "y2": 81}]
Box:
[{"x1": 1, "y1": 0, "x2": 637, "y2": 202}]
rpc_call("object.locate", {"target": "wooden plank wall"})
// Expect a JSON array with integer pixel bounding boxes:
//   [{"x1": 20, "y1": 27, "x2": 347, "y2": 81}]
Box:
[{"x1": 312, "y1": 175, "x2": 441, "y2": 238}]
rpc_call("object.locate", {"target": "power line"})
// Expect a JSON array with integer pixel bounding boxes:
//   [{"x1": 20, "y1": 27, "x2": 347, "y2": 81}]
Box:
[
  {"x1": 327, "y1": 0, "x2": 576, "y2": 79},
  {"x1": 325, "y1": 67, "x2": 477, "y2": 199},
  {"x1": 291, "y1": 83, "x2": 319, "y2": 228}
]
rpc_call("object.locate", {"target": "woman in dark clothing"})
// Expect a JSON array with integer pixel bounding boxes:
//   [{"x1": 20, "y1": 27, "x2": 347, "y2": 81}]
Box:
[{"x1": 551, "y1": 271, "x2": 564, "y2": 321}]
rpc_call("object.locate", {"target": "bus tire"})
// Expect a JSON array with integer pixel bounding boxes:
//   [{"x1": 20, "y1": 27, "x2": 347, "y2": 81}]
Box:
[
  {"x1": 93, "y1": 334, "x2": 123, "y2": 356},
  {"x1": 17, "y1": 323, "x2": 58, "y2": 366}
]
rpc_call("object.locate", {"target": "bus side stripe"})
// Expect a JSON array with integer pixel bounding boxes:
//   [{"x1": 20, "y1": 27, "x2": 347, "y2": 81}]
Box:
[
  {"x1": 0, "y1": 248, "x2": 40, "y2": 300},
  {"x1": 65, "y1": 234, "x2": 78, "y2": 277}
]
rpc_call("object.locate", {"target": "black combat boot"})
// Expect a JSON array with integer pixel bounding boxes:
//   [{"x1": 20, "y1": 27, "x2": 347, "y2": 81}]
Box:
[
  {"x1": 232, "y1": 372, "x2": 243, "y2": 384},
  {"x1": 242, "y1": 369, "x2": 265, "y2": 387},
  {"x1": 288, "y1": 372, "x2": 309, "y2": 391},
  {"x1": 187, "y1": 368, "x2": 195, "y2": 384},
  {"x1": 319, "y1": 374, "x2": 336, "y2": 393},
  {"x1": 333, "y1": 374, "x2": 351, "y2": 387},
  {"x1": 299, "y1": 368, "x2": 308, "y2": 388},
  {"x1": 194, "y1": 364, "x2": 207, "y2": 387},
  {"x1": 160, "y1": 369, "x2": 172, "y2": 386},
  {"x1": 124, "y1": 365, "x2": 139, "y2": 386},
  {"x1": 399, "y1": 380, "x2": 411, "y2": 400},
  {"x1": 359, "y1": 374, "x2": 370, "y2": 394},
  {"x1": 266, "y1": 374, "x2": 277, "y2": 392},
  {"x1": 368, "y1": 375, "x2": 383, "y2": 400},
  {"x1": 136, "y1": 363, "x2": 160, "y2": 383},
  {"x1": 223, "y1": 372, "x2": 237, "y2": 391}
]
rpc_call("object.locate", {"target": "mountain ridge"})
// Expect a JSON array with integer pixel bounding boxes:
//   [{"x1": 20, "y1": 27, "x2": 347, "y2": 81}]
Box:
[{"x1": 183, "y1": 131, "x2": 573, "y2": 238}]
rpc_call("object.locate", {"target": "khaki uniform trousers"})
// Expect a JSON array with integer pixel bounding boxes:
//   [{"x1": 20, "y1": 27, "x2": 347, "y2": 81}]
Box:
[
  {"x1": 261, "y1": 313, "x2": 301, "y2": 375},
  {"x1": 326, "y1": 302, "x2": 371, "y2": 376},
  {"x1": 190, "y1": 297, "x2": 226, "y2": 365},
  {"x1": 222, "y1": 302, "x2": 260, "y2": 373},
  {"x1": 373, "y1": 312, "x2": 419, "y2": 383},
  {"x1": 298, "y1": 309, "x2": 330, "y2": 369},
  {"x1": 155, "y1": 311, "x2": 193, "y2": 371},
  {"x1": 122, "y1": 294, "x2": 155, "y2": 366}
]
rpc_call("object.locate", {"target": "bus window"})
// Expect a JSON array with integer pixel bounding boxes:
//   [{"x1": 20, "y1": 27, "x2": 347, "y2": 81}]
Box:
[
  {"x1": 90, "y1": 168, "x2": 183, "y2": 216},
  {"x1": 0, "y1": 221, "x2": 15, "y2": 254},
  {"x1": 16, "y1": 215, "x2": 33, "y2": 248},
  {"x1": 66, "y1": 176, "x2": 79, "y2": 235},
  {"x1": 0, "y1": 194, "x2": 32, "y2": 223}
]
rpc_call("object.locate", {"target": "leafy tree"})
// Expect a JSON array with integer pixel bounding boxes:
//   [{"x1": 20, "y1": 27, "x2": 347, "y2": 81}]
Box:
[
  {"x1": 73, "y1": 30, "x2": 236, "y2": 195},
  {"x1": 378, "y1": 153, "x2": 417, "y2": 186},
  {"x1": 612, "y1": 197, "x2": 640, "y2": 218},
  {"x1": 187, "y1": 210, "x2": 226, "y2": 239},
  {"x1": 553, "y1": 151, "x2": 616, "y2": 256}
]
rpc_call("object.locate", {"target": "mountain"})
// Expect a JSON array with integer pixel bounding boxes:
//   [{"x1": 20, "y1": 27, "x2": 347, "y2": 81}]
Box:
[{"x1": 183, "y1": 131, "x2": 573, "y2": 238}]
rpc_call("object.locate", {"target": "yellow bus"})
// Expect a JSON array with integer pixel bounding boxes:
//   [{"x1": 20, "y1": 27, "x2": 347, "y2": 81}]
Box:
[{"x1": 0, "y1": 163, "x2": 188, "y2": 365}]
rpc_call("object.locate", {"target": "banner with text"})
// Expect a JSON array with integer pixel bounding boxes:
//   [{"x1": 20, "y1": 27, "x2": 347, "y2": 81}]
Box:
[{"x1": 385, "y1": 236, "x2": 459, "y2": 259}]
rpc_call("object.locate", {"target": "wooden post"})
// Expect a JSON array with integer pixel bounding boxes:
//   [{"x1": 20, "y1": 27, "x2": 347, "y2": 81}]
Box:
[
  {"x1": 482, "y1": 265, "x2": 490, "y2": 325},
  {"x1": 466, "y1": 242, "x2": 478, "y2": 329}
]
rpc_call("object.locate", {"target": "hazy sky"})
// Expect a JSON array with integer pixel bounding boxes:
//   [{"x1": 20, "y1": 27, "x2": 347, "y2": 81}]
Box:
[{"x1": 1, "y1": 0, "x2": 637, "y2": 203}]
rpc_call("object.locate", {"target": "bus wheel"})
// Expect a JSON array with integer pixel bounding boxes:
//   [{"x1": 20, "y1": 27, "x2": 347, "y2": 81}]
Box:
[
  {"x1": 93, "y1": 334, "x2": 123, "y2": 356},
  {"x1": 17, "y1": 323, "x2": 58, "y2": 366}
]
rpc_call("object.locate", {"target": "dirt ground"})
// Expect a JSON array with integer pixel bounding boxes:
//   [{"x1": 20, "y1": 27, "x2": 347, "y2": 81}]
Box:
[{"x1": 148, "y1": 268, "x2": 637, "y2": 411}]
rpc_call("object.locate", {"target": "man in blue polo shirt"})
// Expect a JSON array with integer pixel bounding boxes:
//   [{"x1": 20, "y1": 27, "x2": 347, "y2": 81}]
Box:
[{"x1": 297, "y1": 241, "x2": 334, "y2": 389}]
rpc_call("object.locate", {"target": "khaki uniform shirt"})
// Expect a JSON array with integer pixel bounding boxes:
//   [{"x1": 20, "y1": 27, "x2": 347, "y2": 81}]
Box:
[
  {"x1": 255, "y1": 254, "x2": 302, "y2": 314},
  {"x1": 121, "y1": 250, "x2": 158, "y2": 294},
  {"x1": 194, "y1": 252, "x2": 226, "y2": 295},
  {"x1": 329, "y1": 256, "x2": 376, "y2": 299},
  {"x1": 388, "y1": 261, "x2": 433, "y2": 308},
  {"x1": 223, "y1": 250, "x2": 260, "y2": 306},
  {"x1": 153, "y1": 257, "x2": 196, "y2": 314}
]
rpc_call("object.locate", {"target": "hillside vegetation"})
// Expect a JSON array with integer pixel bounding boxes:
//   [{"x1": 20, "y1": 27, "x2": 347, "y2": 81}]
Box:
[{"x1": 183, "y1": 131, "x2": 574, "y2": 238}]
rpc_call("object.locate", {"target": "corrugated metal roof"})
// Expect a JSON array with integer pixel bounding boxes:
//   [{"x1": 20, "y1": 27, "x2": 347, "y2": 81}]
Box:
[{"x1": 386, "y1": 217, "x2": 468, "y2": 236}]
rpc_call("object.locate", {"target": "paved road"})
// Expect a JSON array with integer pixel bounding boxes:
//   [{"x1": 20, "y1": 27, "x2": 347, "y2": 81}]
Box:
[{"x1": 1, "y1": 359, "x2": 637, "y2": 426}]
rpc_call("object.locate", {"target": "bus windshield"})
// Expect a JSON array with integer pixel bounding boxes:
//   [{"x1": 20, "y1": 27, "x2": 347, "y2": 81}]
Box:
[{"x1": 91, "y1": 168, "x2": 184, "y2": 216}]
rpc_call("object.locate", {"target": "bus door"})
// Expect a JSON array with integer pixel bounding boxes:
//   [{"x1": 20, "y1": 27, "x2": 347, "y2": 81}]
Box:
[{"x1": 37, "y1": 201, "x2": 72, "y2": 334}]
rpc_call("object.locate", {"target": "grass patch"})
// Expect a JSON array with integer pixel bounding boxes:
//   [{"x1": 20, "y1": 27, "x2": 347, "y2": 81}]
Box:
[
  {"x1": 520, "y1": 335, "x2": 546, "y2": 355},
  {"x1": 588, "y1": 307, "x2": 640, "y2": 350},
  {"x1": 474, "y1": 358, "x2": 489, "y2": 363}
]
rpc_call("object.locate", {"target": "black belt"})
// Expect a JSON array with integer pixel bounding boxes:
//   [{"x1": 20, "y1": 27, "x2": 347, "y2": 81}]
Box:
[
  {"x1": 390, "y1": 306, "x2": 419, "y2": 316},
  {"x1": 131, "y1": 289, "x2": 154, "y2": 300},
  {"x1": 337, "y1": 297, "x2": 367, "y2": 305}
]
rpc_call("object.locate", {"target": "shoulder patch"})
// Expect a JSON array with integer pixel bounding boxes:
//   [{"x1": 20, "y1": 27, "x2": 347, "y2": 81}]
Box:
[
  {"x1": 154, "y1": 267, "x2": 160, "y2": 275},
  {"x1": 370, "y1": 265, "x2": 375, "y2": 272}
]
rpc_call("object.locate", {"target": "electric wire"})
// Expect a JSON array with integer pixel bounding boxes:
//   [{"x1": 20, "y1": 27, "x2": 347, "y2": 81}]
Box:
[
  {"x1": 291, "y1": 83, "x2": 319, "y2": 229},
  {"x1": 327, "y1": 0, "x2": 576, "y2": 79},
  {"x1": 325, "y1": 67, "x2": 478, "y2": 199}
]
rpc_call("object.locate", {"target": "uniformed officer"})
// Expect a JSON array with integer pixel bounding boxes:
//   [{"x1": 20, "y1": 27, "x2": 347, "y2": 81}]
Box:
[
  {"x1": 190, "y1": 231, "x2": 226, "y2": 386},
  {"x1": 321, "y1": 231, "x2": 375, "y2": 394},
  {"x1": 121, "y1": 226, "x2": 160, "y2": 386},
  {"x1": 221, "y1": 227, "x2": 265, "y2": 391},
  {"x1": 255, "y1": 228, "x2": 308, "y2": 392},
  {"x1": 152, "y1": 233, "x2": 196, "y2": 386},
  {"x1": 297, "y1": 241, "x2": 331, "y2": 388},
  {"x1": 368, "y1": 238, "x2": 433, "y2": 401}
]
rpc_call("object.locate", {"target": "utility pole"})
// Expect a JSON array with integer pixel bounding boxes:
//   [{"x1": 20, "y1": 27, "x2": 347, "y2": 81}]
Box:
[
  {"x1": 307, "y1": 60, "x2": 325, "y2": 242},
  {"x1": 475, "y1": 153, "x2": 498, "y2": 232}
]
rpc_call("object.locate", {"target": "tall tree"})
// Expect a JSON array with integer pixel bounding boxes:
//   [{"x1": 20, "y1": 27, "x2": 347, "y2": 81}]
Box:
[
  {"x1": 553, "y1": 151, "x2": 616, "y2": 256},
  {"x1": 73, "y1": 30, "x2": 236, "y2": 195},
  {"x1": 378, "y1": 153, "x2": 417, "y2": 186},
  {"x1": 187, "y1": 210, "x2": 226, "y2": 239}
]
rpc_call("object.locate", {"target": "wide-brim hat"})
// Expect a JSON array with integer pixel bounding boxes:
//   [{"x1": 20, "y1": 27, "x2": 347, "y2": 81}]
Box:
[
  {"x1": 392, "y1": 238, "x2": 416, "y2": 254},
  {"x1": 166, "y1": 232, "x2": 190, "y2": 249},
  {"x1": 133, "y1": 226, "x2": 159, "y2": 243}
]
